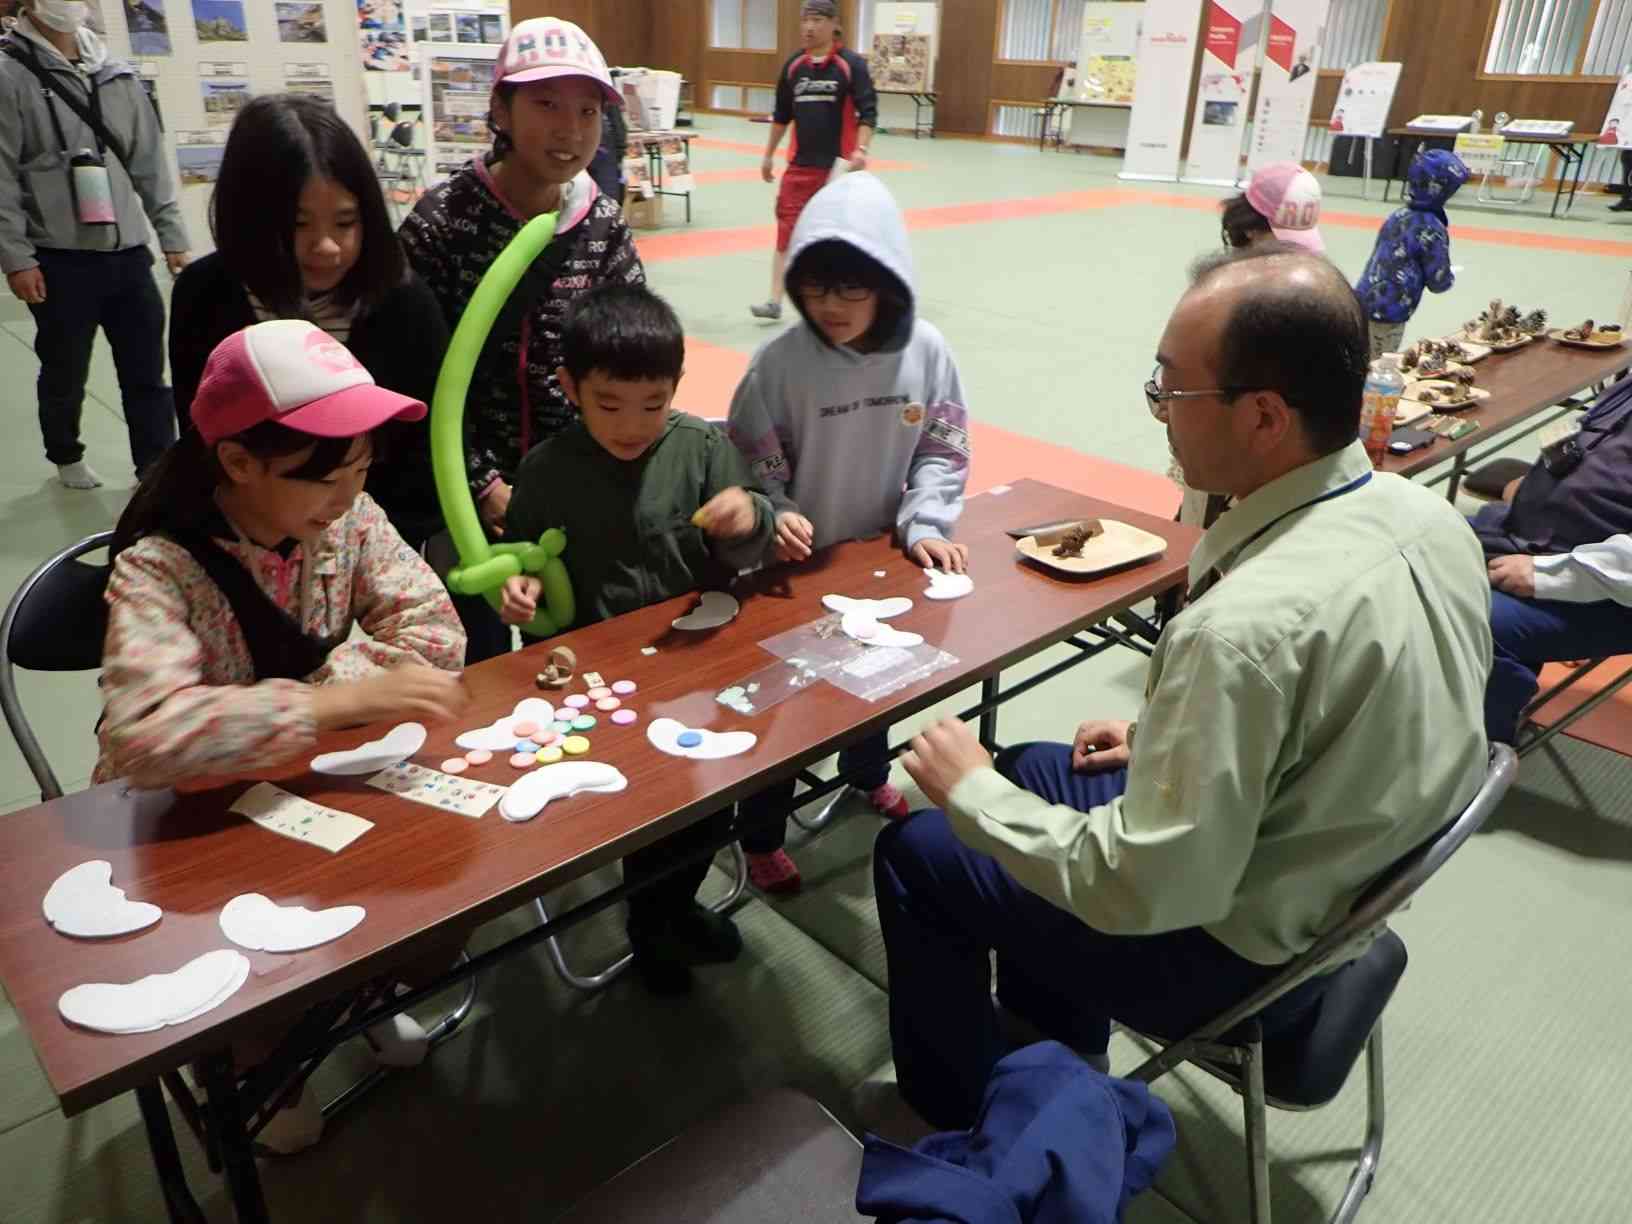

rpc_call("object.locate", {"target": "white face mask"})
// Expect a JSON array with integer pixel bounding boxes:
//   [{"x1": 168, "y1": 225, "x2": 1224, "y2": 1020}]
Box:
[{"x1": 31, "y1": 0, "x2": 89, "y2": 34}]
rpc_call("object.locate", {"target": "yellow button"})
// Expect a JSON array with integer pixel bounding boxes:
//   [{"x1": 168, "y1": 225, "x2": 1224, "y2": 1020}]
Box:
[
  {"x1": 535, "y1": 746, "x2": 564, "y2": 764},
  {"x1": 561, "y1": 736, "x2": 590, "y2": 756}
]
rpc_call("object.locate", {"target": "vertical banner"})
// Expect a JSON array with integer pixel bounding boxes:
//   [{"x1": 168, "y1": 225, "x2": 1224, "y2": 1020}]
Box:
[
  {"x1": 1598, "y1": 74, "x2": 1632, "y2": 148},
  {"x1": 1327, "y1": 61, "x2": 1401, "y2": 139},
  {"x1": 1119, "y1": 0, "x2": 1207, "y2": 182},
  {"x1": 1244, "y1": 0, "x2": 1327, "y2": 174},
  {"x1": 1182, "y1": 0, "x2": 1265, "y2": 185}
]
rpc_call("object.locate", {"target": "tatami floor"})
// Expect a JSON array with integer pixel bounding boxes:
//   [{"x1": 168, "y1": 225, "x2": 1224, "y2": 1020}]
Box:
[{"x1": 3, "y1": 115, "x2": 1632, "y2": 1222}]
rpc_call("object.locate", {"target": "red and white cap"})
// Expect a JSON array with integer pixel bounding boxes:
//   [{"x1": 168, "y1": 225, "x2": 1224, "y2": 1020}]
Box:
[
  {"x1": 493, "y1": 17, "x2": 619, "y2": 107},
  {"x1": 191, "y1": 320, "x2": 426, "y2": 446},
  {"x1": 1245, "y1": 162, "x2": 1326, "y2": 254}
]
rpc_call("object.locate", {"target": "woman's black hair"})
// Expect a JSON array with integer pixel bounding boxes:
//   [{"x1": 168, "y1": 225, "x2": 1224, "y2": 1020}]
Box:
[
  {"x1": 212, "y1": 93, "x2": 405, "y2": 316},
  {"x1": 787, "y1": 240, "x2": 913, "y2": 351},
  {"x1": 111, "y1": 425, "x2": 368, "y2": 559},
  {"x1": 489, "y1": 81, "x2": 517, "y2": 159},
  {"x1": 1221, "y1": 193, "x2": 1272, "y2": 249}
]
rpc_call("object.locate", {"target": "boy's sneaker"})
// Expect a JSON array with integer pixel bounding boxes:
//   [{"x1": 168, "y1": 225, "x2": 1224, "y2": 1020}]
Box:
[
  {"x1": 364, "y1": 1008, "x2": 430, "y2": 1069},
  {"x1": 749, "y1": 300, "x2": 783, "y2": 320},
  {"x1": 747, "y1": 849, "x2": 803, "y2": 895},
  {"x1": 253, "y1": 1083, "x2": 325, "y2": 1156},
  {"x1": 56, "y1": 461, "x2": 102, "y2": 490},
  {"x1": 865, "y1": 783, "x2": 911, "y2": 821},
  {"x1": 672, "y1": 902, "x2": 743, "y2": 964}
]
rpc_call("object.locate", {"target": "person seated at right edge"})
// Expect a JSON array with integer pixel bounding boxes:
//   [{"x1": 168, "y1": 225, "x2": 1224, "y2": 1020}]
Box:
[
  {"x1": 872, "y1": 244, "x2": 1493, "y2": 1131},
  {"x1": 1471, "y1": 373, "x2": 1632, "y2": 744}
]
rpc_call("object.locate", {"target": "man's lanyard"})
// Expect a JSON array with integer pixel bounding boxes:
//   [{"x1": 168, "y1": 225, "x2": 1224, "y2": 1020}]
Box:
[
  {"x1": 1188, "y1": 471, "x2": 1373, "y2": 603},
  {"x1": 17, "y1": 37, "x2": 104, "y2": 158}
]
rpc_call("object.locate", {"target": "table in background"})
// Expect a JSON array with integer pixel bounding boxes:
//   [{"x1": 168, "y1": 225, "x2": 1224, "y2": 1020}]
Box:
[
  {"x1": 1383, "y1": 339, "x2": 1631, "y2": 499},
  {"x1": 878, "y1": 88, "x2": 935, "y2": 139},
  {"x1": 629, "y1": 129, "x2": 693, "y2": 224},
  {"x1": 1382, "y1": 126, "x2": 1598, "y2": 219},
  {"x1": 0, "y1": 479, "x2": 1198, "y2": 1224},
  {"x1": 1036, "y1": 98, "x2": 1133, "y2": 153}
]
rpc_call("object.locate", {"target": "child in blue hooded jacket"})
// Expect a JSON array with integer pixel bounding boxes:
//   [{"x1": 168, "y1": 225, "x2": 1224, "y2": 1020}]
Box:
[{"x1": 1355, "y1": 148, "x2": 1471, "y2": 358}]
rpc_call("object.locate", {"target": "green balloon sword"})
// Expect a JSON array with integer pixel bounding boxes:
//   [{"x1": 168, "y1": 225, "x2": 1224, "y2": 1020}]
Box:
[{"x1": 429, "y1": 212, "x2": 574, "y2": 638}]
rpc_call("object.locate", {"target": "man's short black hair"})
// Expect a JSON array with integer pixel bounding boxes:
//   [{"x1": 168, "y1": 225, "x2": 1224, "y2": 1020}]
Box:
[
  {"x1": 561, "y1": 283, "x2": 686, "y2": 384},
  {"x1": 1188, "y1": 242, "x2": 1369, "y2": 455},
  {"x1": 212, "y1": 93, "x2": 404, "y2": 316}
]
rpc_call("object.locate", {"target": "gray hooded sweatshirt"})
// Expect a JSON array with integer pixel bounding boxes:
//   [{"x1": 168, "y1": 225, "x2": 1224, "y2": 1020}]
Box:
[
  {"x1": 0, "y1": 16, "x2": 187, "y2": 273},
  {"x1": 727, "y1": 172, "x2": 970, "y2": 552}
]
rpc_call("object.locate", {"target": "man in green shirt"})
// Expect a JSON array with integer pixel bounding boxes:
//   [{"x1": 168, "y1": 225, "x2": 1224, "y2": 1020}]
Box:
[{"x1": 875, "y1": 245, "x2": 1493, "y2": 1130}]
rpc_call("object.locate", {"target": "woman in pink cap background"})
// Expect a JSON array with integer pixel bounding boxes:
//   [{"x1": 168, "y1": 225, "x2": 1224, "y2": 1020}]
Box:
[
  {"x1": 1219, "y1": 162, "x2": 1326, "y2": 253},
  {"x1": 400, "y1": 17, "x2": 645, "y2": 663}
]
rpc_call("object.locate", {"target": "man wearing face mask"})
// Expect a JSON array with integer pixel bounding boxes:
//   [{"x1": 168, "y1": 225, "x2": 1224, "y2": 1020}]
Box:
[{"x1": 0, "y1": 0, "x2": 190, "y2": 489}]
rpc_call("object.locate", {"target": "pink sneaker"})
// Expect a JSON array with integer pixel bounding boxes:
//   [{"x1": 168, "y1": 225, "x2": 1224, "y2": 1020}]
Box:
[
  {"x1": 747, "y1": 849, "x2": 803, "y2": 895},
  {"x1": 866, "y1": 783, "x2": 910, "y2": 821}
]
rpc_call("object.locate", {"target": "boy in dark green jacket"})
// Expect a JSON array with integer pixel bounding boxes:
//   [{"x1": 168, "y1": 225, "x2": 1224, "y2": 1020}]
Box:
[{"x1": 501, "y1": 283, "x2": 774, "y2": 994}]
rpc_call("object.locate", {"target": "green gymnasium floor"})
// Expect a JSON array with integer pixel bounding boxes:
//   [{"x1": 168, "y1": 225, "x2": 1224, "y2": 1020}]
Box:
[{"x1": 3, "y1": 116, "x2": 1632, "y2": 1221}]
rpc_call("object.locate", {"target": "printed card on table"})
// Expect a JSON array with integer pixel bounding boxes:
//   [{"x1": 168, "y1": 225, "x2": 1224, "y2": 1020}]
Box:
[
  {"x1": 366, "y1": 762, "x2": 505, "y2": 818},
  {"x1": 232, "y1": 783, "x2": 374, "y2": 853}
]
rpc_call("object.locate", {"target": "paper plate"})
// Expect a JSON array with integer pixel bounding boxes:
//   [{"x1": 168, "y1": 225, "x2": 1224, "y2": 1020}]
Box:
[
  {"x1": 1401, "y1": 379, "x2": 1490, "y2": 411},
  {"x1": 1548, "y1": 328, "x2": 1627, "y2": 350},
  {"x1": 1451, "y1": 329, "x2": 1535, "y2": 353},
  {"x1": 1016, "y1": 520, "x2": 1166, "y2": 577}
]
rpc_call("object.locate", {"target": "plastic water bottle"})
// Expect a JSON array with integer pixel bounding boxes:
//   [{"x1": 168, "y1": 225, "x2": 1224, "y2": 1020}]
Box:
[{"x1": 1360, "y1": 354, "x2": 1404, "y2": 468}]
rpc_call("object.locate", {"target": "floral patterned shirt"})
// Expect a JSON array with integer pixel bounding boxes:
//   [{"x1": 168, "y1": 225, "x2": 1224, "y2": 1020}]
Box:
[{"x1": 95, "y1": 493, "x2": 466, "y2": 787}]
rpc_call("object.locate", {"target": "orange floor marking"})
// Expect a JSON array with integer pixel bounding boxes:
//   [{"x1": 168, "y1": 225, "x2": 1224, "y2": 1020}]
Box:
[
  {"x1": 1529, "y1": 659, "x2": 1632, "y2": 756},
  {"x1": 674, "y1": 338, "x2": 1180, "y2": 519}
]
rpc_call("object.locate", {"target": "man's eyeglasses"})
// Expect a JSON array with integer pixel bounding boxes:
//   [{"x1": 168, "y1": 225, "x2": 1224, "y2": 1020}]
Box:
[
  {"x1": 1144, "y1": 365, "x2": 1248, "y2": 419},
  {"x1": 796, "y1": 281, "x2": 873, "y2": 302}
]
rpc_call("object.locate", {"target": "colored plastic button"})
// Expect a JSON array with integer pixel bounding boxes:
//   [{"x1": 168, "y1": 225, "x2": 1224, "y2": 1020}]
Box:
[
  {"x1": 563, "y1": 694, "x2": 590, "y2": 709},
  {"x1": 536, "y1": 747, "x2": 564, "y2": 765},
  {"x1": 509, "y1": 752, "x2": 538, "y2": 768},
  {"x1": 611, "y1": 709, "x2": 638, "y2": 725},
  {"x1": 612, "y1": 680, "x2": 637, "y2": 695},
  {"x1": 587, "y1": 686, "x2": 612, "y2": 701},
  {"x1": 440, "y1": 758, "x2": 469, "y2": 774},
  {"x1": 515, "y1": 739, "x2": 539, "y2": 753},
  {"x1": 562, "y1": 736, "x2": 590, "y2": 756},
  {"x1": 536, "y1": 730, "x2": 561, "y2": 747},
  {"x1": 677, "y1": 731, "x2": 704, "y2": 748},
  {"x1": 596, "y1": 697, "x2": 621, "y2": 712},
  {"x1": 571, "y1": 715, "x2": 596, "y2": 731},
  {"x1": 511, "y1": 720, "x2": 539, "y2": 738},
  {"x1": 552, "y1": 720, "x2": 575, "y2": 734},
  {"x1": 464, "y1": 749, "x2": 493, "y2": 766}
]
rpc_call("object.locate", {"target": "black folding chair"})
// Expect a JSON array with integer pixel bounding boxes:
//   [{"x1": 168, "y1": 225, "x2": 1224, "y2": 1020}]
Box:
[{"x1": 1124, "y1": 744, "x2": 1518, "y2": 1224}]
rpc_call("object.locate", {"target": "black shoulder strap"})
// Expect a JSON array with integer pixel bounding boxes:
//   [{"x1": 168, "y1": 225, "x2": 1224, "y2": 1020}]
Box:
[
  {"x1": 167, "y1": 531, "x2": 347, "y2": 682},
  {"x1": 4, "y1": 39, "x2": 132, "y2": 167}
]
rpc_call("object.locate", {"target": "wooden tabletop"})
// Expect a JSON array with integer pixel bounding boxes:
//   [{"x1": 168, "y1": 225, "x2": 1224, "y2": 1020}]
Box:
[
  {"x1": 1380, "y1": 338, "x2": 1631, "y2": 479},
  {"x1": 1387, "y1": 125, "x2": 1598, "y2": 144},
  {"x1": 0, "y1": 479, "x2": 1197, "y2": 1117}
]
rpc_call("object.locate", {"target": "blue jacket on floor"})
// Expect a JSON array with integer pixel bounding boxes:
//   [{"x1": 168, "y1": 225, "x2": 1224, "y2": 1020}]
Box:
[{"x1": 855, "y1": 1042, "x2": 1177, "y2": 1224}]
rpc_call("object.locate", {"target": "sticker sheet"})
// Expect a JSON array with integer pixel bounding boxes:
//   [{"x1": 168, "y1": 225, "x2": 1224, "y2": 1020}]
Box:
[
  {"x1": 231, "y1": 782, "x2": 374, "y2": 853},
  {"x1": 366, "y1": 761, "x2": 505, "y2": 818}
]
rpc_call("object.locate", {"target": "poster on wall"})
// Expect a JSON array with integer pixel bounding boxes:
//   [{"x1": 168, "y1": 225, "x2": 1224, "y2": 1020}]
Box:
[
  {"x1": 870, "y1": 34, "x2": 931, "y2": 93},
  {"x1": 1183, "y1": 0, "x2": 1264, "y2": 186},
  {"x1": 872, "y1": 3, "x2": 939, "y2": 90},
  {"x1": 277, "y1": 2, "x2": 327, "y2": 43},
  {"x1": 198, "y1": 63, "x2": 250, "y2": 127},
  {"x1": 192, "y1": 0, "x2": 247, "y2": 43},
  {"x1": 125, "y1": 0, "x2": 172, "y2": 55},
  {"x1": 1121, "y1": 0, "x2": 1205, "y2": 180},
  {"x1": 1074, "y1": 1, "x2": 1142, "y2": 104},
  {"x1": 285, "y1": 61, "x2": 336, "y2": 104},
  {"x1": 422, "y1": 44, "x2": 495, "y2": 182},
  {"x1": 1245, "y1": 0, "x2": 1327, "y2": 174},
  {"x1": 1598, "y1": 75, "x2": 1632, "y2": 148},
  {"x1": 175, "y1": 129, "x2": 226, "y2": 184},
  {"x1": 1327, "y1": 60, "x2": 1400, "y2": 140},
  {"x1": 359, "y1": 0, "x2": 411, "y2": 71}
]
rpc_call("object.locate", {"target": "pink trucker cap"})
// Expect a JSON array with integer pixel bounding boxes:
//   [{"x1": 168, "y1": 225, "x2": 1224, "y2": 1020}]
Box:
[
  {"x1": 191, "y1": 320, "x2": 426, "y2": 447},
  {"x1": 494, "y1": 17, "x2": 620, "y2": 107},
  {"x1": 1245, "y1": 162, "x2": 1326, "y2": 253}
]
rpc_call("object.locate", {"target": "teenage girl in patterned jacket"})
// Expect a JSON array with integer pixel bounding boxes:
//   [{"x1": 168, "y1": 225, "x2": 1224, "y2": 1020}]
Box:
[{"x1": 400, "y1": 18, "x2": 643, "y2": 660}]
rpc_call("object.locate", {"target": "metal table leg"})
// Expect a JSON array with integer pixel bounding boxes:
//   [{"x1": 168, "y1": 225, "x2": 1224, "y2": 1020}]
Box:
[
  {"x1": 137, "y1": 1081, "x2": 207, "y2": 1224},
  {"x1": 197, "y1": 1050, "x2": 270, "y2": 1224},
  {"x1": 978, "y1": 675, "x2": 1002, "y2": 752},
  {"x1": 1444, "y1": 452, "x2": 1469, "y2": 503}
]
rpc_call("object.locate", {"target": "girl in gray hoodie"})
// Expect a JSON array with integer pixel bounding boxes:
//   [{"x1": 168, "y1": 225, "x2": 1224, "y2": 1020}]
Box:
[{"x1": 729, "y1": 172, "x2": 971, "y2": 894}]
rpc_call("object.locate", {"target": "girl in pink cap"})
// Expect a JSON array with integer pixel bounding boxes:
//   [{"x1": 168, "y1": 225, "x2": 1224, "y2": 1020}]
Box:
[
  {"x1": 100, "y1": 320, "x2": 471, "y2": 1152},
  {"x1": 1220, "y1": 162, "x2": 1325, "y2": 253},
  {"x1": 400, "y1": 17, "x2": 644, "y2": 662}
]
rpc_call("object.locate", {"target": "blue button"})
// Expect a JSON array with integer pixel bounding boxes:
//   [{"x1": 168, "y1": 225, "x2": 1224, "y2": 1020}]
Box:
[{"x1": 677, "y1": 730, "x2": 704, "y2": 748}]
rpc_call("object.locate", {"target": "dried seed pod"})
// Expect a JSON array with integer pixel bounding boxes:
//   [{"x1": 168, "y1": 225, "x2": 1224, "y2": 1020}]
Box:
[{"x1": 1052, "y1": 519, "x2": 1105, "y2": 558}]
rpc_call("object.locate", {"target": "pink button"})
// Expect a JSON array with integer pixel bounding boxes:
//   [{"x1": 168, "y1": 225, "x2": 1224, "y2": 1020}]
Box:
[
  {"x1": 596, "y1": 697, "x2": 621, "y2": 711},
  {"x1": 512, "y1": 720, "x2": 539, "y2": 738},
  {"x1": 509, "y1": 752, "x2": 538, "y2": 768},
  {"x1": 563, "y1": 694, "x2": 590, "y2": 709},
  {"x1": 536, "y1": 730, "x2": 561, "y2": 747},
  {"x1": 464, "y1": 749, "x2": 493, "y2": 766},
  {"x1": 440, "y1": 758, "x2": 469, "y2": 774},
  {"x1": 612, "y1": 680, "x2": 637, "y2": 695},
  {"x1": 587, "y1": 687, "x2": 612, "y2": 701},
  {"x1": 611, "y1": 709, "x2": 638, "y2": 725}
]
